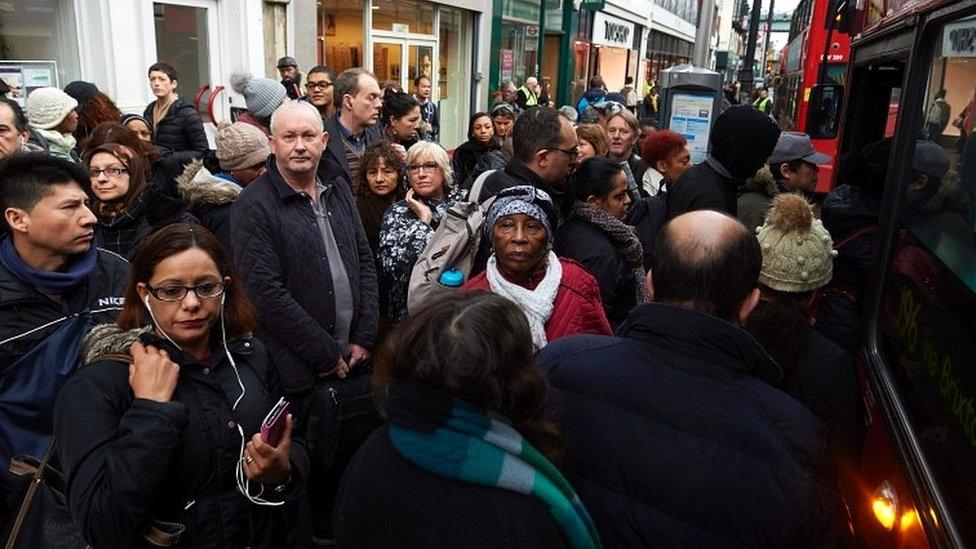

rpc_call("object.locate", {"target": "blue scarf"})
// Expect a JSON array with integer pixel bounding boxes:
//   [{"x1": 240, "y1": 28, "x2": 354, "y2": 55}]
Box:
[{"x1": 0, "y1": 236, "x2": 97, "y2": 295}]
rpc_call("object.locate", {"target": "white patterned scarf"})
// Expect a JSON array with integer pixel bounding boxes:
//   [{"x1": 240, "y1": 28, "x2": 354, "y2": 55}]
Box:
[{"x1": 486, "y1": 251, "x2": 562, "y2": 350}]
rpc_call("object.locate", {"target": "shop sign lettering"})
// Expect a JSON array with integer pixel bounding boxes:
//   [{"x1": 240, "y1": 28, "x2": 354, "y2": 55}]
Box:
[
  {"x1": 592, "y1": 11, "x2": 634, "y2": 49},
  {"x1": 944, "y1": 19, "x2": 976, "y2": 58}
]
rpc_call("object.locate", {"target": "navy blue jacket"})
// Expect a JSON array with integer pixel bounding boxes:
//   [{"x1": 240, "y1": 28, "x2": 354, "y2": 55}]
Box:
[
  {"x1": 537, "y1": 303, "x2": 847, "y2": 547},
  {"x1": 230, "y1": 158, "x2": 379, "y2": 395}
]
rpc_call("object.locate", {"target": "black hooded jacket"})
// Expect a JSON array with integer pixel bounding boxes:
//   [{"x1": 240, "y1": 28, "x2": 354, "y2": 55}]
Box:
[{"x1": 668, "y1": 106, "x2": 780, "y2": 220}]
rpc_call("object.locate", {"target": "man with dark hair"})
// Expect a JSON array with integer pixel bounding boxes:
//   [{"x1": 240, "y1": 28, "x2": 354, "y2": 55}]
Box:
[
  {"x1": 277, "y1": 56, "x2": 303, "y2": 100},
  {"x1": 0, "y1": 153, "x2": 129, "y2": 527},
  {"x1": 413, "y1": 75, "x2": 439, "y2": 142},
  {"x1": 143, "y1": 61, "x2": 209, "y2": 164},
  {"x1": 577, "y1": 75, "x2": 607, "y2": 118},
  {"x1": 0, "y1": 98, "x2": 40, "y2": 163},
  {"x1": 479, "y1": 106, "x2": 579, "y2": 222},
  {"x1": 536, "y1": 209, "x2": 846, "y2": 547},
  {"x1": 667, "y1": 104, "x2": 780, "y2": 219},
  {"x1": 324, "y1": 68, "x2": 383, "y2": 183},
  {"x1": 738, "y1": 131, "x2": 832, "y2": 231},
  {"x1": 303, "y1": 65, "x2": 336, "y2": 120}
]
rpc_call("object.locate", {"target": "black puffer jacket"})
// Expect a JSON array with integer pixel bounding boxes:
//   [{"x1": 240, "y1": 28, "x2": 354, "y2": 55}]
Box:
[
  {"x1": 230, "y1": 158, "x2": 379, "y2": 395},
  {"x1": 55, "y1": 327, "x2": 308, "y2": 549},
  {"x1": 818, "y1": 183, "x2": 882, "y2": 351},
  {"x1": 537, "y1": 303, "x2": 847, "y2": 547},
  {"x1": 96, "y1": 184, "x2": 197, "y2": 259},
  {"x1": 143, "y1": 97, "x2": 210, "y2": 165},
  {"x1": 626, "y1": 193, "x2": 667, "y2": 271},
  {"x1": 555, "y1": 217, "x2": 637, "y2": 328},
  {"x1": 667, "y1": 160, "x2": 738, "y2": 220}
]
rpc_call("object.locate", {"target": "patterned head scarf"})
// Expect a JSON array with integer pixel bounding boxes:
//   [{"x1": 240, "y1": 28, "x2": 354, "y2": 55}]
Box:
[{"x1": 485, "y1": 185, "x2": 555, "y2": 245}]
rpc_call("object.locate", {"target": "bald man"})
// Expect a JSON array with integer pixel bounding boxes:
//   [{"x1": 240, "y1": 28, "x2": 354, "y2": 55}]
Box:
[{"x1": 537, "y1": 210, "x2": 847, "y2": 547}]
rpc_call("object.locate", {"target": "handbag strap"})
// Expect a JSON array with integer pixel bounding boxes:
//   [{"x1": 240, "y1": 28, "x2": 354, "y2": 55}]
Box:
[{"x1": 4, "y1": 439, "x2": 59, "y2": 549}]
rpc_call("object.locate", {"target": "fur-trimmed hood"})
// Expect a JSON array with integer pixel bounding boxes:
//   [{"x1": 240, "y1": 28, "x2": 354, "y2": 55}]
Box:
[
  {"x1": 81, "y1": 324, "x2": 152, "y2": 366},
  {"x1": 740, "y1": 166, "x2": 777, "y2": 197},
  {"x1": 175, "y1": 159, "x2": 241, "y2": 209}
]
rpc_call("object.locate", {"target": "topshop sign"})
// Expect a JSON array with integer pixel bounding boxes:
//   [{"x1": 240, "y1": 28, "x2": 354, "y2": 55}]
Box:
[{"x1": 592, "y1": 11, "x2": 635, "y2": 49}]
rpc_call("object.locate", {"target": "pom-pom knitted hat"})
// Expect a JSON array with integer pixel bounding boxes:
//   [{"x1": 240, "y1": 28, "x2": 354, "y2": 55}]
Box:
[{"x1": 756, "y1": 193, "x2": 837, "y2": 293}]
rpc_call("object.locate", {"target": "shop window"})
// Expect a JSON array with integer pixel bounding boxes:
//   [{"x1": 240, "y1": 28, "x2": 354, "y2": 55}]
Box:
[
  {"x1": 438, "y1": 7, "x2": 471, "y2": 148},
  {"x1": 372, "y1": 0, "x2": 434, "y2": 36},
  {"x1": 153, "y1": 3, "x2": 211, "y2": 116},
  {"x1": 318, "y1": 0, "x2": 364, "y2": 73},
  {"x1": 0, "y1": 0, "x2": 81, "y2": 97}
]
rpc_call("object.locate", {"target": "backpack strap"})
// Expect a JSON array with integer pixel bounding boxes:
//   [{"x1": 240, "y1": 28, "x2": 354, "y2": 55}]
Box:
[{"x1": 468, "y1": 169, "x2": 496, "y2": 204}]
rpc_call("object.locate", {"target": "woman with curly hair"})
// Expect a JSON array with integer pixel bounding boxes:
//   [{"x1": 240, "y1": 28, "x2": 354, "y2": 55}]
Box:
[
  {"x1": 334, "y1": 291, "x2": 599, "y2": 548},
  {"x1": 65, "y1": 81, "x2": 123, "y2": 148}
]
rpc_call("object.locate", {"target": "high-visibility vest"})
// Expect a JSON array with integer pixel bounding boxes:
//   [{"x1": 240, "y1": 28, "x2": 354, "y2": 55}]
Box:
[
  {"x1": 754, "y1": 96, "x2": 772, "y2": 114},
  {"x1": 518, "y1": 86, "x2": 538, "y2": 107}
]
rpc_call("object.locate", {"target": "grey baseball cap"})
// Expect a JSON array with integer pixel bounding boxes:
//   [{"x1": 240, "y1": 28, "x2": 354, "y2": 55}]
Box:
[
  {"x1": 276, "y1": 56, "x2": 298, "y2": 69},
  {"x1": 912, "y1": 140, "x2": 950, "y2": 178},
  {"x1": 768, "y1": 131, "x2": 832, "y2": 165}
]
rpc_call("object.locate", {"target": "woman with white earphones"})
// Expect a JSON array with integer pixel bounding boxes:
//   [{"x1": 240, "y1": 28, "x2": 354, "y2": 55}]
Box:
[{"x1": 54, "y1": 223, "x2": 308, "y2": 548}]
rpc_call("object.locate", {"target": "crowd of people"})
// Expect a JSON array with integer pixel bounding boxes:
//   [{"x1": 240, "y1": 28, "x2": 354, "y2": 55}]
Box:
[{"x1": 0, "y1": 54, "x2": 950, "y2": 548}]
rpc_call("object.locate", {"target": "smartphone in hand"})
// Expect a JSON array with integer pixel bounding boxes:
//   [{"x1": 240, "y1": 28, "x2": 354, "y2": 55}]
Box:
[{"x1": 260, "y1": 397, "x2": 290, "y2": 447}]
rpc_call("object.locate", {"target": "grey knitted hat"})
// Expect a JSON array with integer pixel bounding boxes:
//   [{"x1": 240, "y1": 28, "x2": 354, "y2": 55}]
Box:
[{"x1": 230, "y1": 72, "x2": 287, "y2": 120}]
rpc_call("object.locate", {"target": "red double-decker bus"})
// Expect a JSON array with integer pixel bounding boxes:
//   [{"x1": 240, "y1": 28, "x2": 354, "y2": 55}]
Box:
[
  {"x1": 824, "y1": 0, "x2": 976, "y2": 546},
  {"x1": 774, "y1": 0, "x2": 852, "y2": 191}
]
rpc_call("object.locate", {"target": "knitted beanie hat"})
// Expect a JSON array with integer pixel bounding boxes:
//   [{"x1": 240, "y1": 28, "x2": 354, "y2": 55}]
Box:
[
  {"x1": 27, "y1": 87, "x2": 78, "y2": 130},
  {"x1": 215, "y1": 121, "x2": 271, "y2": 171},
  {"x1": 756, "y1": 193, "x2": 837, "y2": 293},
  {"x1": 64, "y1": 81, "x2": 99, "y2": 111},
  {"x1": 230, "y1": 73, "x2": 287, "y2": 120},
  {"x1": 709, "y1": 105, "x2": 781, "y2": 180}
]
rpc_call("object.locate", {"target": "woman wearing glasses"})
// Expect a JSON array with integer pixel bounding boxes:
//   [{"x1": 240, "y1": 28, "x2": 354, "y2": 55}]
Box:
[
  {"x1": 55, "y1": 223, "x2": 308, "y2": 548},
  {"x1": 377, "y1": 141, "x2": 464, "y2": 322},
  {"x1": 86, "y1": 143, "x2": 194, "y2": 258}
]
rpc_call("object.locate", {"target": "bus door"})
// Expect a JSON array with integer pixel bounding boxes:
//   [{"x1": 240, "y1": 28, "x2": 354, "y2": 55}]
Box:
[{"x1": 845, "y1": 6, "x2": 976, "y2": 547}]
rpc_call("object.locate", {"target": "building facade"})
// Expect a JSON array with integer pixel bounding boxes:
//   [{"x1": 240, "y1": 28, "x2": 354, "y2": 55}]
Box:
[
  {"x1": 714, "y1": 0, "x2": 749, "y2": 82},
  {"x1": 0, "y1": 0, "x2": 491, "y2": 149}
]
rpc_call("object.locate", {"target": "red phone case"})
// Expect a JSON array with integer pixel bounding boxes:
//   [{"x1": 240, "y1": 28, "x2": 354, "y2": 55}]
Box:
[{"x1": 260, "y1": 397, "x2": 290, "y2": 447}]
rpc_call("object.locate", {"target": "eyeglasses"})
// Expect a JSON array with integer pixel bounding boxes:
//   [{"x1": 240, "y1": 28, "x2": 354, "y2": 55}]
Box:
[
  {"x1": 406, "y1": 161, "x2": 440, "y2": 173},
  {"x1": 147, "y1": 281, "x2": 226, "y2": 302},
  {"x1": 90, "y1": 167, "x2": 128, "y2": 178},
  {"x1": 306, "y1": 81, "x2": 333, "y2": 91},
  {"x1": 547, "y1": 147, "x2": 580, "y2": 158}
]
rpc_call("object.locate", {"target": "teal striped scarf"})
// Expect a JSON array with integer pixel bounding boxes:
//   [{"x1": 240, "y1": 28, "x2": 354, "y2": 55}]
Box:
[{"x1": 386, "y1": 381, "x2": 601, "y2": 549}]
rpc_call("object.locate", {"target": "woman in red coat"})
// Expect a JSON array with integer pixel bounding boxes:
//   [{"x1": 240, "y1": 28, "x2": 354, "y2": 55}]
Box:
[{"x1": 463, "y1": 185, "x2": 612, "y2": 349}]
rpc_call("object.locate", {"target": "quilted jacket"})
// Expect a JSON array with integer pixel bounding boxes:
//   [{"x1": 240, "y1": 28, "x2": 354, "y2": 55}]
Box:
[
  {"x1": 143, "y1": 96, "x2": 209, "y2": 165},
  {"x1": 230, "y1": 157, "x2": 379, "y2": 395},
  {"x1": 463, "y1": 258, "x2": 613, "y2": 343}
]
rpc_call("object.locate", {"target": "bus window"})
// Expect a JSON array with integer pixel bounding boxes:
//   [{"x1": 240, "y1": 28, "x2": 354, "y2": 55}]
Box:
[
  {"x1": 875, "y1": 12, "x2": 976, "y2": 542},
  {"x1": 808, "y1": 83, "x2": 843, "y2": 138}
]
